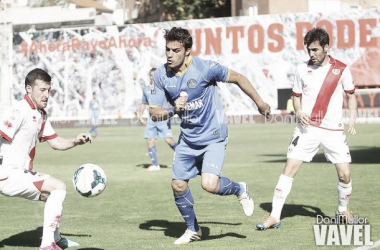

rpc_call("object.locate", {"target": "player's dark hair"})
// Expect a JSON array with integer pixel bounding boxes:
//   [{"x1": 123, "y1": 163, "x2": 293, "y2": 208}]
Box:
[
  {"x1": 304, "y1": 28, "x2": 329, "y2": 48},
  {"x1": 25, "y1": 68, "x2": 51, "y2": 88},
  {"x1": 164, "y1": 27, "x2": 193, "y2": 50}
]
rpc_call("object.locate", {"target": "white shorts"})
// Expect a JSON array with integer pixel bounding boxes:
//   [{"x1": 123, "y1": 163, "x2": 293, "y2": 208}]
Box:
[
  {"x1": 0, "y1": 167, "x2": 50, "y2": 201},
  {"x1": 287, "y1": 125, "x2": 351, "y2": 164}
]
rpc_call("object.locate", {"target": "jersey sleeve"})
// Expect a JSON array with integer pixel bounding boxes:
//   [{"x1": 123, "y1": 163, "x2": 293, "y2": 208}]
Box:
[
  {"x1": 149, "y1": 70, "x2": 168, "y2": 107},
  {"x1": 141, "y1": 89, "x2": 148, "y2": 104},
  {"x1": 341, "y1": 68, "x2": 355, "y2": 93},
  {"x1": 206, "y1": 60, "x2": 229, "y2": 82},
  {"x1": 39, "y1": 118, "x2": 58, "y2": 142},
  {"x1": 0, "y1": 105, "x2": 24, "y2": 143},
  {"x1": 292, "y1": 66, "x2": 302, "y2": 97}
]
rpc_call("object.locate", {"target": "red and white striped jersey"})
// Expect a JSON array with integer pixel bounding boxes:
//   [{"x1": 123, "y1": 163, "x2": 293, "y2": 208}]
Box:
[
  {"x1": 0, "y1": 94, "x2": 57, "y2": 170},
  {"x1": 292, "y1": 56, "x2": 355, "y2": 130}
]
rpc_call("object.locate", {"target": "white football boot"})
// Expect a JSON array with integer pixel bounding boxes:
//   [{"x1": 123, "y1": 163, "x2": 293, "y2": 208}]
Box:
[
  {"x1": 237, "y1": 182, "x2": 254, "y2": 216},
  {"x1": 174, "y1": 228, "x2": 202, "y2": 245}
]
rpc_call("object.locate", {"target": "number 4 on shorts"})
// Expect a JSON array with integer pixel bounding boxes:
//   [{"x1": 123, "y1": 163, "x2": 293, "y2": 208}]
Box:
[{"x1": 290, "y1": 136, "x2": 299, "y2": 146}]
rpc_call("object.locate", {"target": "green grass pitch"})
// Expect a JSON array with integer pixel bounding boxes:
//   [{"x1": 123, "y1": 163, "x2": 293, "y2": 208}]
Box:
[{"x1": 0, "y1": 124, "x2": 378, "y2": 250}]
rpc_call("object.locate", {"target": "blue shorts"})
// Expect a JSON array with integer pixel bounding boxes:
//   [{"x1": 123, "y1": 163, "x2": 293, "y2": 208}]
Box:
[
  {"x1": 172, "y1": 137, "x2": 228, "y2": 180},
  {"x1": 144, "y1": 120, "x2": 173, "y2": 139},
  {"x1": 91, "y1": 111, "x2": 99, "y2": 125}
]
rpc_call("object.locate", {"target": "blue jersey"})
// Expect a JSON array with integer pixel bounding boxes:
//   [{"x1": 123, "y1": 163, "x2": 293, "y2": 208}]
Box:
[
  {"x1": 142, "y1": 85, "x2": 170, "y2": 123},
  {"x1": 89, "y1": 100, "x2": 99, "y2": 110},
  {"x1": 150, "y1": 56, "x2": 229, "y2": 146},
  {"x1": 89, "y1": 100, "x2": 100, "y2": 115}
]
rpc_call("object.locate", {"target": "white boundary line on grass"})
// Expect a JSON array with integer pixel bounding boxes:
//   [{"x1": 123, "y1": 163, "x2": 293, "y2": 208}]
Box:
[{"x1": 352, "y1": 240, "x2": 380, "y2": 250}]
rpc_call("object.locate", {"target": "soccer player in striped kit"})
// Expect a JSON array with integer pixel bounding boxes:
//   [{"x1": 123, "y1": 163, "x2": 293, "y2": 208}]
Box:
[
  {"x1": 0, "y1": 68, "x2": 92, "y2": 249},
  {"x1": 256, "y1": 28, "x2": 358, "y2": 230}
]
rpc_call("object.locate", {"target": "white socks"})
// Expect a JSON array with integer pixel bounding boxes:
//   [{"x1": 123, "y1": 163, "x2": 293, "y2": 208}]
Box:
[
  {"x1": 337, "y1": 180, "x2": 352, "y2": 212},
  {"x1": 40, "y1": 190, "x2": 66, "y2": 247},
  {"x1": 270, "y1": 174, "x2": 294, "y2": 220}
]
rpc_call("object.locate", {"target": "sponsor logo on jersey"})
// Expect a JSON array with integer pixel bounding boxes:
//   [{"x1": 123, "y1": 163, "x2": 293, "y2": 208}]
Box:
[
  {"x1": 3, "y1": 121, "x2": 12, "y2": 128},
  {"x1": 185, "y1": 99, "x2": 204, "y2": 111},
  {"x1": 187, "y1": 79, "x2": 197, "y2": 89},
  {"x1": 332, "y1": 69, "x2": 340, "y2": 75},
  {"x1": 166, "y1": 83, "x2": 176, "y2": 88}
]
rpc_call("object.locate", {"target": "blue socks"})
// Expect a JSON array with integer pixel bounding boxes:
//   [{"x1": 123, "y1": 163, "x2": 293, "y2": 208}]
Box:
[
  {"x1": 148, "y1": 145, "x2": 158, "y2": 166},
  {"x1": 216, "y1": 177, "x2": 243, "y2": 196},
  {"x1": 174, "y1": 188, "x2": 199, "y2": 232},
  {"x1": 89, "y1": 126, "x2": 98, "y2": 136}
]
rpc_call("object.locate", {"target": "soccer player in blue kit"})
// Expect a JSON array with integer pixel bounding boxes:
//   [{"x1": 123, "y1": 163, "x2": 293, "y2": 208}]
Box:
[
  {"x1": 149, "y1": 27, "x2": 271, "y2": 244},
  {"x1": 137, "y1": 68, "x2": 177, "y2": 171}
]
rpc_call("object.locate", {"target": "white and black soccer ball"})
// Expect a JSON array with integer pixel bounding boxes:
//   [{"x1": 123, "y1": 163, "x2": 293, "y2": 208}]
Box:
[{"x1": 73, "y1": 163, "x2": 107, "y2": 197}]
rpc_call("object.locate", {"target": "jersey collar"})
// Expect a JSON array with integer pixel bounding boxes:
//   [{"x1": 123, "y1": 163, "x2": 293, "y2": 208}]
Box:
[
  {"x1": 328, "y1": 56, "x2": 336, "y2": 64},
  {"x1": 24, "y1": 94, "x2": 47, "y2": 115},
  {"x1": 307, "y1": 55, "x2": 335, "y2": 66},
  {"x1": 167, "y1": 55, "x2": 193, "y2": 76},
  {"x1": 24, "y1": 94, "x2": 37, "y2": 109}
]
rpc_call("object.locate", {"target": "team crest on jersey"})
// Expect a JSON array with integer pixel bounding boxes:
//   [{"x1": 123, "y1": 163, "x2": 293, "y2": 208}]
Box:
[
  {"x1": 187, "y1": 79, "x2": 197, "y2": 89},
  {"x1": 332, "y1": 69, "x2": 340, "y2": 75},
  {"x1": 3, "y1": 120, "x2": 12, "y2": 128}
]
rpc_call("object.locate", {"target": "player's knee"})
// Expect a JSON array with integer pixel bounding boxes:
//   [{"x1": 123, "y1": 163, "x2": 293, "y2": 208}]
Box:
[
  {"x1": 171, "y1": 180, "x2": 187, "y2": 193},
  {"x1": 147, "y1": 138, "x2": 155, "y2": 146},
  {"x1": 201, "y1": 180, "x2": 218, "y2": 194},
  {"x1": 338, "y1": 171, "x2": 351, "y2": 184},
  {"x1": 52, "y1": 179, "x2": 67, "y2": 191}
]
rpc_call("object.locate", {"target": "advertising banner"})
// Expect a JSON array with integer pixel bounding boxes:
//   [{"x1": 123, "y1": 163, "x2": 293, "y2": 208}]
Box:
[{"x1": 12, "y1": 10, "x2": 380, "y2": 119}]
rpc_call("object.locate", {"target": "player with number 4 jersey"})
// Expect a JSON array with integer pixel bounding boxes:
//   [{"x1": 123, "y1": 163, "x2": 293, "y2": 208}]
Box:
[{"x1": 256, "y1": 28, "x2": 358, "y2": 231}]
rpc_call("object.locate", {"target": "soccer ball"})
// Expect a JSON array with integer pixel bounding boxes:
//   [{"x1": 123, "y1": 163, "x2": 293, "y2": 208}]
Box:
[{"x1": 73, "y1": 163, "x2": 107, "y2": 197}]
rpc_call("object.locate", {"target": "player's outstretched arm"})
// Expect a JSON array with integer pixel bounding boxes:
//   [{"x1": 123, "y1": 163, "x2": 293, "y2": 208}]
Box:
[
  {"x1": 226, "y1": 69, "x2": 271, "y2": 118},
  {"x1": 47, "y1": 133, "x2": 92, "y2": 151},
  {"x1": 347, "y1": 92, "x2": 357, "y2": 135}
]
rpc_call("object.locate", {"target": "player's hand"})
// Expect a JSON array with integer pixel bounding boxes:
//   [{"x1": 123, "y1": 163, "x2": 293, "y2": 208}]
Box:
[
  {"x1": 258, "y1": 102, "x2": 271, "y2": 119},
  {"x1": 174, "y1": 96, "x2": 187, "y2": 113},
  {"x1": 347, "y1": 121, "x2": 357, "y2": 135},
  {"x1": 296, "y1": 111, "x2": 310, "y2": 128},
  {"x1": 139, "y1": 118, "x2": 147, "y2": 126},
  {"x1": 74, "y1": 133, "x2": 92, "y2": 145}
]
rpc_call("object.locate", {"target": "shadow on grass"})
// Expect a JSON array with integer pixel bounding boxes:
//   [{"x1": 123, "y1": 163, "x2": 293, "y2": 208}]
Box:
[
  {"x1": 260, "y1": 203, "x2": 328, "y2": 219},
  {"x1": 261, "y1": 146, "x2": 380, "y2": 164},
  {"x1": 0, "y1": 227, "x2": 92, "y2": 249},
  {"x1": 139, "y1": 220, "x2": 246, "y2": 241},
  {"x1": 135, "y1": 163, "x2": 169, "y2": 169}
]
